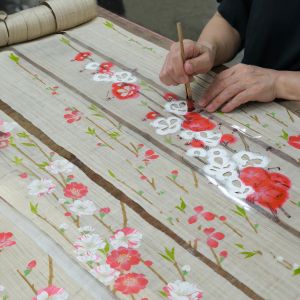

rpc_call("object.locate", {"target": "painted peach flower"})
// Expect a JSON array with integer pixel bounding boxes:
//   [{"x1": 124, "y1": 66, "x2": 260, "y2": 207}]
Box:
[
  {"x1": 203, "y1": 227, "x2": 224, "y2": 248},
  {"x1": 27, "y1": 179, "x2": 55, "y2": 196},
  {"x1": 74, "y1": 52, "x2": 92, "y2": 61},
  {"x1": 32, "y1": 286, "x2": 69, "y2": 300},
  {"x1": 64, "y1": 182, "x2": 88, "y2": 199},
  {"x1": 0, "y1": 232, "x2": 16, "y2": 249},
  {"x1": 64, "y1": 109, "x2": 83, "y2": 124},
  {"x1": 106, "y1": 247, "x2": 141, "y2": 271},
  {"x1": 45, "y1": 159, "x2": 74, "y2": 174},
  {"x1": 69, "y1": 200, "x2": 97, "y2": 216},
  {"x1": 0, "y1": 119, "x2": 17, "y2": 133},
  {"x1": 114, "y1": 273, "x2": 148, "y2": 295},
  {"x1": 110, "y1": 228, "x2": 142, "y2": 249},
  {"x1": 74, "y1": 234, "x2": 106, "y2": 253},
  {"x1": 163, "y1": 280, "x2": 203, "y2": 299},
  {"x1": 90, "y1": 264, "x2": 120, "y2": 286}
]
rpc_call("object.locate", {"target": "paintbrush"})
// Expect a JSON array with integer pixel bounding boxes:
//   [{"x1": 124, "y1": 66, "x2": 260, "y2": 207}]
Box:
[{"x1": 176, "y1": 22, "x2": 195, "y2": 112}]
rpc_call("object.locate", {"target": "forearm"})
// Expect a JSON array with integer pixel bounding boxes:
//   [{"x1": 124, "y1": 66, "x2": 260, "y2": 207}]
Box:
[
  {"x1": 276, "y1": 71, "x2": 300, "y2": 101},
  {"x1": 198, "y1": 12, "x2": 241, "y2": 66}
]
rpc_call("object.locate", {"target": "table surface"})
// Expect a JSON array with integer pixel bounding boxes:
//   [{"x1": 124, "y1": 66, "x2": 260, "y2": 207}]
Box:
[{"x1": 0, "y1": 6, "x2": 300, "y2": 300}]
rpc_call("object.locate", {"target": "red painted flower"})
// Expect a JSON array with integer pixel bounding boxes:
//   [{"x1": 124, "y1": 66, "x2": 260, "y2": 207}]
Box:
[
  {"x1": 146, "y1": 111, "x2": 160, "y2": 120},
  {"x1": 19, "y1": 172, "x2": 28, "y2": 179},
  {"x1": 144, "y1": 150, "x2": 159, "y2": 160},
  {"x1": 106, "y1": 247, "x2": 141, "y2": 271},
  {"x1": 163, "y1": 93, "x2": 178, "y2": 101},
  {"x1": 240, "y1": 167, "x2": 291, "y2": 211},
  {"x1": 0, "y1": 232, "x2": 16, "y2": 249},
  {"x1": 203, "y1": 227, "x2": 225, "y2": 248},
  {"x1": 33, "y1": 286, "x2": 68, "y2": 300},
  {"x1": 182, "y1": 113, "x2": 216, "y2": 132},
  {"x1": 64, "y1": 110, "x2": 83, "y2": 124},
  {"x1": 219, "y1": 250, "x2": 228, "y2": 259},
  {"x1": 188, "y1": 206, "x2": 215, "y2": 224},
  {"x1": 171, "y1": 170, "x2": 179, "y2": 176},
  {"x1": 74, "y1": 52, "x2": 92, "y2": 61},
  {"x1": 100, "y1": 62, "x2": 113, "y2": 69},
  {"x1": 27, "y1": 260, "x2": 37, "y2": 270},
  {"x1": 191, "y1": 139, "x2": 205, "y2": 148},
  {"x1": 143, "y1": 260, "x2": 153, "y2": 267},
  {"x1": 114, "y1": 273, "x2": 148, "y2": 295},
  {"x1": 64, "y1": 212, "x2": 72, "y2": 217},
  {"x1": 64, "y1": 182, "x2": 88, "y2": 199},
  {"x1": 112, "y1": 82, "x2": 140, "y2": 100},
  {"x1": 288, "y1": 135, "x2": 300, "y2": 149},
  {"x1": 220, "y1": 134, "x2": 237, "y2": 144}
]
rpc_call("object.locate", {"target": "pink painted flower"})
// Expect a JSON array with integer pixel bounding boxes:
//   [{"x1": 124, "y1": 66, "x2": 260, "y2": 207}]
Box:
[
  {"x1": 64, "y1": 182, "x2": 88, "y2": 199},
  {"x1": 140, "y1": 175, "x2": 148, "y2": 181},
  {"x1": 32, "y1": 286, "x2": 69, "y2": 300},
  {"x1": 19, "y1": 172, "x2": 28, "y2": 179},
  {"x1": 64, "y1": 110, "x2": 83, "y2": 124},
  {"x1": 27, "y1": 260, "x2": 37, "y2": 270},
  {"x1": 106, "y1": 247, "x2": 141, "y2": 271},
  {"x1": 143, "y1": 260, "x2": 153, "y2": 267},
  {"x1": 171, "y1": 170, "x2": 179, "y2": 176},
  {"x1": 203, "y1": 227, "x2": 225, "y2": 248},
  {"x1": 0, "y1": 232, "x2": 16, "y2": 249},
  {"x1": 144, "y1": 150, "x2": 159, "y2": 160},
  {"x1": 64, "y1": 212, "x2": 72, "y2": 217},
  {"x1": 0, "y1": 132, "x2": 10, "y2": 149},
  {"x1": 219, "y1": 216, "x2": 227, "y2": 222},
  {"x1": 100, "y1": 207, "x2": 111, "y2": 215},
  {"x1": 188, "y1": 206, "x2": 215, "y2": 224},
  {"x1": 114, "y1": 273, "x2": 148, "y2": 295},
  {"x1": 74, "y1": 52, "x2": 92, "y2": 62},
  {"x1": 27, "y1": 179, "x2": 56, "y2": 196},
  {"x1": 219, "y1": 250, "x2": 228, "y2": 259},
  {"x1": 109, "y1": 227, "x2": 142, "y2": 249},
  {"x1": 163, "y1": 93, "x2": 179, "y2": 101}
]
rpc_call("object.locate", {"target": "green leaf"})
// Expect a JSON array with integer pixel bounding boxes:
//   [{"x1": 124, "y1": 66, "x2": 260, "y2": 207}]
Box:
[
  {"x1": 108, "y1": 170, "x2": 116, "y2": 179},
  {"x1": 137, "y1": 190, "x2": 144, "y2": 196},
  {"x1": 293, "y1": 267, "x2": 300, "y2": 276},
  {"x1": 86, "y1": 127, "x2": 96, "y2": 136},
  {"x1": 235, "y1": 243, "x2": 244, "y2": 249},
  {"x1": 12, "y1": 156, "x2": 23, "y2": 165},
  {"x1": 37, "y1": 162, "x2": 49, "y2": 169},
  {"x1": 60, "y1": 37, "x2": 71, "y2": 45},
  {"x1": 30, "y1": 202, "x2": 39, "y2": 215},
  {"x1": 166, "y1": 217, "x2": 174, "y2": 225},
  {"x1": 3, "y1": 295, "x2": 9, "y2": 300},
  {"x1": 17, "y1": 132, "x2": 29, "y2": 138},
  {"x1": 104, "y1": 241, "x2": 110, "y2": 254},
  {"x1": 159, "y1": 253, "x2": 173, "y2": 262},
  {"x1": 234, "y1": 205, "x2": 247, "y2": 217},
  {"x1": 159, "y1": 291, "x2": 168, "y2": 298},
  {"x1": 21, "y1": 142, "x2": 36, "y2": 147},
  {"x1": 296, "y1": 202, "x2": 300, "y2": 207},
  {"x1": 8, "y1": 136, "x2": 16, "y2": 147},
  {"x1": 93, "y1": 113, "x2": 104, "y2": 118},
  {"x1": 164, "y1": 136, "x2": 173, "y2": 145},
  {"x1": 165, "y1": 247, "x2": 175, "y2": 261},
  {"x1": 280, "y1": 129, "x2": 289, "y2": 141},
  {"x1": 9, "y1": 53, "x2": 20, "y2": 64},
  {"x1": 89, "y1": 104, "x2": 97, "y2": 111},
  {"x1": 109, "y1": 132, "x2": 120, "y2": 139},
  {"x1": 103, "y1": 20, "x2": 114, "y2": 29},
  {"x1": 175, "y1": 197, "x2": 186, "y2": 213},
  {"x1": 24, "y1": 269, "x2": 31, "y2": 277},
  {"x1": 240, "y1": 251, "x2": 257, "y2": 259}
]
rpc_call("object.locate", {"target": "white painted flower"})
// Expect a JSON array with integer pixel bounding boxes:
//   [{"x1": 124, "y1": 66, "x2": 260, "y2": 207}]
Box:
[
  {"x1": 0, "y1": 120, "x2": 17, "y2": 133},
  {"x1": 69, "y1": 200, "x2": 97, "y2": 216},
  {"x1": 75, "y1": 249, "x2": 104, "y2": 264},
  {"x1": 59, "y1": 223, "x2": 69, "y2": 231},
  {"x1": 74, "y1": 234, "x2": 106, "y2": 253},
  {"x1": 79, "y1": 225, "x2": 95, "y2": 234},
  {"x1": 57, "y1": 198, "x2": 71, "y2": 205},
  {"x1": 181, "y1": 265, "x2": 191, "y2": 274},
  {"x1": 45, "y1": 159, "x2": 74, "y2": 174},
  {"x1": 164, "y1": 280, "x2": 203, "y2": 300},
  {"x1": 0, "y1": 285, "x2": 5, "y2": 292},
  {"x1": 109, "y1": 227, "x2": 142, "y2": 249},
  {"x1": 28, "y1": 178, "x2": 55, "y2": 196},
  {"x1": 276, "y1": 256, "x2": 284, "y2": 263},
  {"x1": 90, "y1": 264, "x2": 120, "y2": 286},
  {"x1": 292, "y1": 263, "x2": 299, "y2": 270}
]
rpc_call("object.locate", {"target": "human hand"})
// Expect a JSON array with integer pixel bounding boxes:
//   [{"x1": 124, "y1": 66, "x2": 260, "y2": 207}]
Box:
[
  {"x1": 200, "y1": 64, "x2": 280, "y2": 113},
  {"x1": 159, "y1": 39, "x2": 216, "y2": 86}
]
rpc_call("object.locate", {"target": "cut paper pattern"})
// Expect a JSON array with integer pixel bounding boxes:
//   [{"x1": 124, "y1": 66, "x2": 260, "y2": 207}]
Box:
[
  {"x1": 150, "y1": 117, "x2": 182, "y2": 135},
  {"x1": 165, "y1": 100, "x2": 188, "y2": 116}
]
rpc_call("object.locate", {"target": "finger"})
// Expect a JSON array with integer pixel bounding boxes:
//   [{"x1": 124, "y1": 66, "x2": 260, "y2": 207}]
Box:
[
  {"x1": 172, "y1": 55, "x2": 189, "y2": 84},
  {"x1": 221, "y1": 89, "x2": 254, "y2": 113},
  {"x1": 200, "y1": 73, "x2": 239, "y2": 107},
  {"x1": 205, "y1": 82, "x2": 245, "y2": 112},
  {"x1": 159, "y1": 55, "x2": 179, "y2": 86},
  {"x1": 184, "y1": 52, "x2": 211, "y2": 75},
  {"x1": 216, "y1": 67, "x2": 236, "y2": 80}
]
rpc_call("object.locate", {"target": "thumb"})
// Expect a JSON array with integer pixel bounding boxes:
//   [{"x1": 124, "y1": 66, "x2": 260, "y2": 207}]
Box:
[{"x1": 184, "y1": 53, "x2": 212, "y2": 75}]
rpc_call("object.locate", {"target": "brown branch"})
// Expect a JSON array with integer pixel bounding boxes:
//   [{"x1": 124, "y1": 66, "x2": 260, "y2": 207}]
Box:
[
  {"x1": 166, "y1": 176, "x2": 189, "y2": 194},
  {"x1": 192, "y1": 171, "x2": 199, "y2": 189},
  {"x1": 120, "y1": 201, "x2": 128, "y2": 228},
  {"x1": 17, "y1": 269, "x2": 37, "y2": 294},
  {"x1": 48, "y1": 255, "x2": 54, "y2": 286}
]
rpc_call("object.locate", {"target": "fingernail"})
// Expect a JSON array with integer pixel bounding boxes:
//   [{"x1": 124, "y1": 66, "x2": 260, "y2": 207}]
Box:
[
  {"x1": 199, "y1": 98, "x2": 207, "y2": 107},
  {"x1": 179, "y1": 76, "x2": 188, "y2": 83},
  {"x1": 206, "y1": 105, "x2": 214, "y2": 112}
]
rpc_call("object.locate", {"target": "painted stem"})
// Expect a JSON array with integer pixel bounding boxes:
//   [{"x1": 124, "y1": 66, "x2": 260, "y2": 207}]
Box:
[
  {"x1": 95, "y1": 132, "x2": 114, "y2": 150},
  {"x1": 286, "y1": 108, "x2": 294, "y2": 123},
  {"x1": 173, "y1": 261, "x2": 186, "y2": 281},
  {"x1": 75, "y1": 216, "x2": 80, "y2": 228},
  {"x1": 27, "y1": 136, "x2": 52, "y2": 161},
  {"x1": 166, "y1": 176, "x2": 189, "y2": 194},
  {"x1": 93, "y1": 215, "x2": 114, "y2": 233},
  {"x1": 120, "y1": 201, "x2": 128, "y2": 228},
  {"x1": 192, "y1": 171, "x2": 199, "y2": 188},
  {"x1": 209, "y1": 247, "x2": 221, "y2": 267},
  {"x1": 223, "y1": 221, "x2": 243, "y2": 238},
  {"x1": 48, "y1": 255, "x2": 54, "y2": 286},
  {"x1": 141, "y1": 259, "x2": 167, "y2": 285},
  {"x1": 237, "y1": 131, "x2": 250, "y2": 152},
  {"x1": 17, "y1": 62, "x2": 46, "y2": 85},
  {"x1": 266, "y1": 113, "x2": 288, "y2": 127},
  {"x1": 17, "y1": 269, "x2": 37, "y2": 294},
  {"x1": 245, "y1": 215, "x2": 258, "y2": 234}
]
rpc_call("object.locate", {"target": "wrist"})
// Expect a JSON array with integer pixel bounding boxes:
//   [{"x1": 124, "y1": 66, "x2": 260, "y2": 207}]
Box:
[
  {"x1": 274, "y1": 71, "x2": 287, "y2": 100},
  {"x1": 197, "y1": 39, "x2": 217, "y2": 65}
]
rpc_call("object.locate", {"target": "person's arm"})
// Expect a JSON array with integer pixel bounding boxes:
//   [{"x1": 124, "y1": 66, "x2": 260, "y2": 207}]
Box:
[
  {"x1": 276, "y1": 72, "x2": 300, "y2": 101},
  {"x1": 159, "y1": 12, "x2": 241, "y2": 86}
]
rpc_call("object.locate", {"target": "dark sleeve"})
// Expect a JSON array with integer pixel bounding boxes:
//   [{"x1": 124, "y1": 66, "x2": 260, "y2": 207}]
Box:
[{"x1": 217, "y1": 0, "x2": 252, "y2": 46}]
